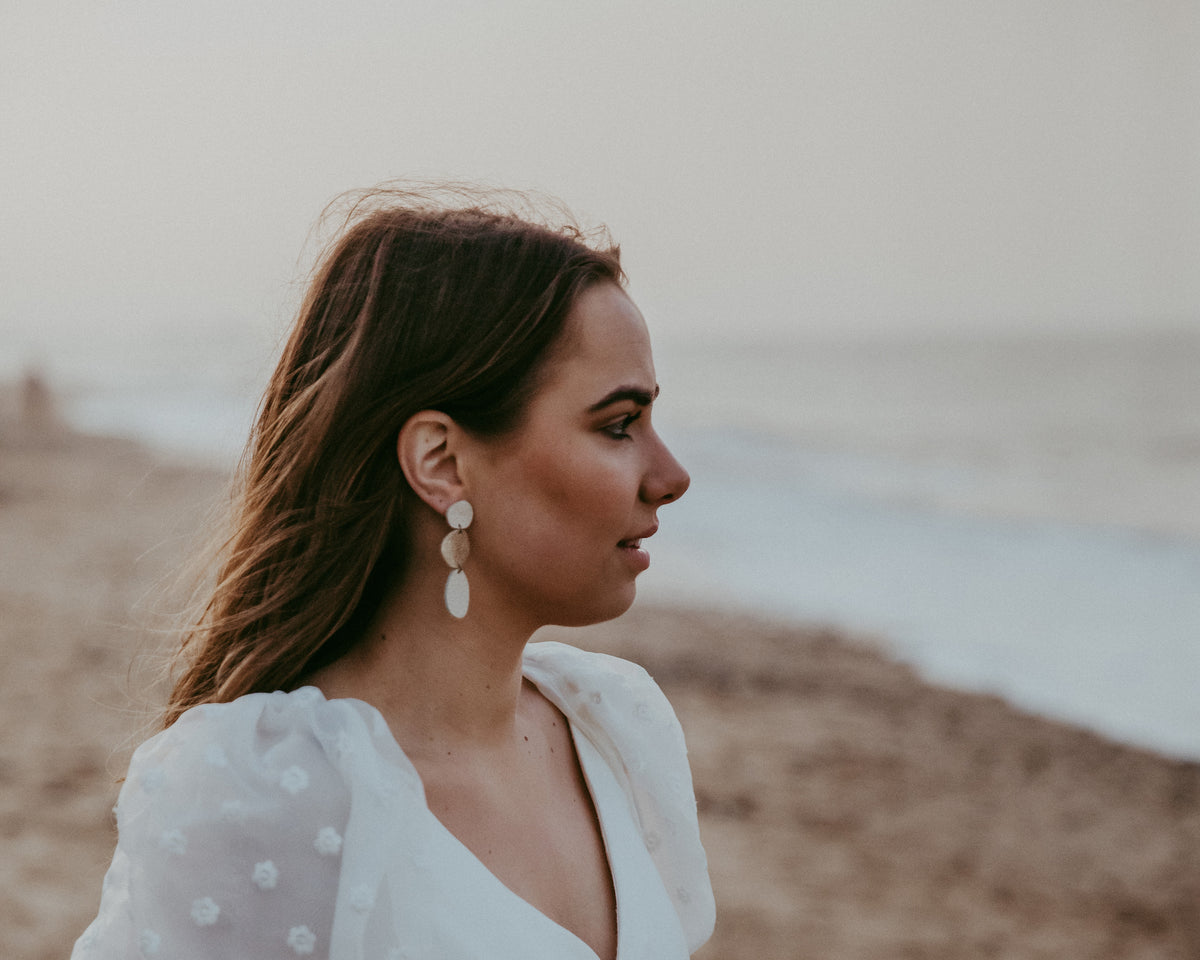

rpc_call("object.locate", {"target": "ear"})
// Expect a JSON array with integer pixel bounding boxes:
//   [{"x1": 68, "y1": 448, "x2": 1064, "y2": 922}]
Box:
[{"x1": 396, "y1": 410, "x2": 468, "y2": 516}]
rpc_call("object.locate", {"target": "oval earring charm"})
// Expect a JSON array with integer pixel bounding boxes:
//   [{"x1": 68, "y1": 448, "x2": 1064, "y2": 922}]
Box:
[
  {"x1": 444, "y1": 569, "x2": 469, "y2": 619},
  {"x1": 442, "y1": 500, "x2": 473, "y2": 619}
]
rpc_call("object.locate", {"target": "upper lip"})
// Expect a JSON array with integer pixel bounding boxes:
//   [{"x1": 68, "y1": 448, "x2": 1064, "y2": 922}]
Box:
[{"x1": 619, "y1": 524, "x2": 658, "y2": 546}]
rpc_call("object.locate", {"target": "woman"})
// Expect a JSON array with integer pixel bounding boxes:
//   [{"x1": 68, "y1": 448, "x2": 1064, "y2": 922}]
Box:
[{"x1": 72, "y1": 187, "x2": 714, "y2": 959}]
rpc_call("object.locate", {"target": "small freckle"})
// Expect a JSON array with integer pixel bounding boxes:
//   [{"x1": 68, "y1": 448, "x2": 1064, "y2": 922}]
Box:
[{"x1": 523, "y1": 736, "x2": 529, "y2": 741}]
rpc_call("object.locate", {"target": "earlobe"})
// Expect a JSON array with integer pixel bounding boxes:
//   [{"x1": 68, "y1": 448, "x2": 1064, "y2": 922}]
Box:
[{"x1": 396, "y1": 411, "x2": 467, "y2": 514}]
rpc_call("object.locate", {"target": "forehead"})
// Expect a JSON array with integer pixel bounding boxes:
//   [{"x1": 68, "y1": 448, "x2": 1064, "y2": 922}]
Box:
[{"x1": 541, "y1": 282, "x2": 654, "y2": 394}]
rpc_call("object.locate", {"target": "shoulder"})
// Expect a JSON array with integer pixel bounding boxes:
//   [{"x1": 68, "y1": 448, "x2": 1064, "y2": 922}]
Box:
[
  {"x1": 123, "y1": 689, "x2": 352, "y2": 821},
  {"x1": 523, "y1": 641, "x2": 690, "y2": 763},
  {"x1": 523, "y1": 641, "x2": 670, "y2": 716},
  {"x1": 112, "y1": 690, "x2": 365, "y2": 907},
  {"x1": 118, "y1": 687, "x2": 421, "y2": 839},
  {"x1": 75, "y1": 689, "x2": 418, "y2": 959},
  {"x1": 523, "y1": 639, "x2": 685, "y2": 762}
]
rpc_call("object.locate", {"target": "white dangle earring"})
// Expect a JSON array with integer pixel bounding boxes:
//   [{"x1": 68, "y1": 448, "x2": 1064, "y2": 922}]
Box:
[{"x1": 441, "y1": 500, "x2": 473, "y2": 619}]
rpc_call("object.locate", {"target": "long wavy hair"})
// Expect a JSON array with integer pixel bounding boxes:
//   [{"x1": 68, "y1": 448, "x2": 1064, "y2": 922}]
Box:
[{"x1": 163, "y1": 186, "x2": 622, "y2": 727}]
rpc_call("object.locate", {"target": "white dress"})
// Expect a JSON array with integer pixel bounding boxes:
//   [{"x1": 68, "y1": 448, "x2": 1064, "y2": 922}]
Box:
[{"x1": 72, "y1": 641, "x2": 715, "y2": 959}]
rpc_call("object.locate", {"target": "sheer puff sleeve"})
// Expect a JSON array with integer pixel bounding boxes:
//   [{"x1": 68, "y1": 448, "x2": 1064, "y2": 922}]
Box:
[{"x1": 72, "y1": 688, "x2": 368, "y2": 960}]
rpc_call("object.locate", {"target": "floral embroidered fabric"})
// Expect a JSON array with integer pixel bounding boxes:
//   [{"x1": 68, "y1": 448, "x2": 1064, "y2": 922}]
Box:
[{"x1": 72, "y1": 642, "x2": 715, "y2": 959}]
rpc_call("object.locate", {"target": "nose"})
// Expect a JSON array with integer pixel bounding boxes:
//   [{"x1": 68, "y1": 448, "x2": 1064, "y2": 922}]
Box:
[{"x1": 641, "y1": 431, "x2": 691, "y2": 504}]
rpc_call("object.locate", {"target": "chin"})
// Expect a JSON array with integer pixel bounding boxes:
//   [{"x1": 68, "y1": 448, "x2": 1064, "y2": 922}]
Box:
[{"x1": 544, "y1": 584, "x2": 637, "y2": 629}]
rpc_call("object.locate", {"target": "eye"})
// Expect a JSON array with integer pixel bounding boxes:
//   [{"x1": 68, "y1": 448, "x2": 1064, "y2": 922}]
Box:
[{"x1": 603, "y1": 411, "x2": 642, "y2": 439}]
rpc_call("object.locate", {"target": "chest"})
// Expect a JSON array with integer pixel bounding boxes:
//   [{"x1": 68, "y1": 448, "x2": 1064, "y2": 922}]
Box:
[{"x1": 420, "y1": 735, "x2": 618, "y2": 960}]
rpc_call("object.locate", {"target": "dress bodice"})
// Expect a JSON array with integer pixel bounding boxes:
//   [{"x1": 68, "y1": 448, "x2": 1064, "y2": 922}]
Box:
[{"x1": 71, "y1": 642, "x2": 714, "y2": 959}]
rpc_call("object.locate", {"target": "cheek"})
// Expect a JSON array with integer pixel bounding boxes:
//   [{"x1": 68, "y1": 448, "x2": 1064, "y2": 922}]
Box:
[
  {"x1": 521, "y1": 448, "x2": 583, "y2": 510},
  {"x1": 505, "y1": 448, "x2": 634, "y2": 548},
  {"x1": 538, "y1": 450, "x2": 633, "y2": 525}
]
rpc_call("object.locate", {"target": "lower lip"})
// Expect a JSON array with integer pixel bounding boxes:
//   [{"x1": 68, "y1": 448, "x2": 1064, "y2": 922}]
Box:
[{"x1": 619, "y1": 543, "x2": 650, "y2": 572}]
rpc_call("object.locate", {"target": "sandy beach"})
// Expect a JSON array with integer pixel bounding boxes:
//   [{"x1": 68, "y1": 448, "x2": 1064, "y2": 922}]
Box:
[{"x1": 2, "y1": 410, "x2": 1198, "y2": 959}]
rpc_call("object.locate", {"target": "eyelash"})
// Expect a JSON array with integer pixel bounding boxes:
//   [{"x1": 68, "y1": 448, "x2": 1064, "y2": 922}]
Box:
[{"x1": 604, "y1": 411, "x2": 642, "y2": 439}]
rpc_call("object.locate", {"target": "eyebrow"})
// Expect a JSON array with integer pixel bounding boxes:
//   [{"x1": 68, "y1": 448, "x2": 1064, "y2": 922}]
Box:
[{"x1": 587, "y1": 384, "x2": 660, "y2": 413}]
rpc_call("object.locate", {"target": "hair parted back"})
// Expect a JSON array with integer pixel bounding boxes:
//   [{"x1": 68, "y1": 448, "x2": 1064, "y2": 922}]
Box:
[{"x1": 163, "y1": 184, "x2": 623, "y2": 727}]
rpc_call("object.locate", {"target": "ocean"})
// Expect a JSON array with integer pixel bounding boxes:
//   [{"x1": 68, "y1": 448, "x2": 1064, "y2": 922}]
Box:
[{"x1": 8, "y1": 324, "x2": 1200, "y2": 760}]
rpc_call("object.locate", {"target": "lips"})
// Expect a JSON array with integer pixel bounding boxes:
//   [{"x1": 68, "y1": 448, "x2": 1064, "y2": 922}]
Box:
[{"x1": 618, "y1": 523, "x2": 658, "y2": 549}]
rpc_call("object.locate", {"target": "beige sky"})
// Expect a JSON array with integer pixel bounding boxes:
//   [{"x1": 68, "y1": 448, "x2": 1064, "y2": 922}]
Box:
[{"x1": 2, "y1": 0, "x2": 1198, "y2": 354}]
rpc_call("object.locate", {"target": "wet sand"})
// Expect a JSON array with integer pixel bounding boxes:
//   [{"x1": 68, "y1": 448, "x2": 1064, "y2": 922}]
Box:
[{"x1": 2, "y1": 421, "x2": 1198, "y2": 959}]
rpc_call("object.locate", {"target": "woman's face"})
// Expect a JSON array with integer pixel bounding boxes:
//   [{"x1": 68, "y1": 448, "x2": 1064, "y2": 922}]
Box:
[{"x1": 465, "y1": 281, "x2": 690, "y2": 627}]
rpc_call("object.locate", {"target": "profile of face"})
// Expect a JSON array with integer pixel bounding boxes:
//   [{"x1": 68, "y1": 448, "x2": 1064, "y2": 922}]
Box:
[{"x1": 463, "y1": 281, "x2": 690, "y2": 627}]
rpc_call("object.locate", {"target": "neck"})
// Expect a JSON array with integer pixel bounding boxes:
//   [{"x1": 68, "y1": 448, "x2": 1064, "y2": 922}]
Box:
[{"x1": 308, "y1": 559, "x2": 540, "y2": 759}]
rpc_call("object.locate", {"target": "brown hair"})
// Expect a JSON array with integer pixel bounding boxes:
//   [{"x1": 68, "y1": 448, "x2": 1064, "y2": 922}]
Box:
[{"x1": 163, "y1": 185, "x2": 622, "y2": 727}]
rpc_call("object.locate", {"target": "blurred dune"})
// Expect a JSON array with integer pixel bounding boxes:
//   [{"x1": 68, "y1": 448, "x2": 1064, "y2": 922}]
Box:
[{"x1": 2, "y1": 390, "x2": 1198, "y2": 959}]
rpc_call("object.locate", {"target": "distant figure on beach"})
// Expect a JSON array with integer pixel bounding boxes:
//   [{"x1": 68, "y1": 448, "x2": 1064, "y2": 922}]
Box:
[
  {"x1": 14, "y1": 368, "x2": 63, "y2": 444},
  {"x1": 71, "y1": 186, "x2": 714, "y2": 959}
]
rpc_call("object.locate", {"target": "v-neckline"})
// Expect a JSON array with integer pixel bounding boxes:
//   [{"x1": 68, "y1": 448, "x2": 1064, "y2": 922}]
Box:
[
  {"x1": 566, "y1": 725, "x2": 623, "y2": 960},
  {"x1": 414, "y1": 693, "x2": 623, "y2": 960},
  {"x1": 299, "y1": 664, "x2": 626, "y2": 959}
]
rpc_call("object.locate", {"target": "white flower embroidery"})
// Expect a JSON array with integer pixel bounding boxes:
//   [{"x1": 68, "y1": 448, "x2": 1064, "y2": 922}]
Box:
[
  {"x1": 287, "y1": 925, "x2": 317, "y2": 955},
  {"x1": 280, "y1": 765, "x2": 310, "y2": 795},
  {"x1": 314, "y1": 826, "x2": 343, "y2": 856},
  {"x1": 252, "y1": 860, "x2": 280, "y2": 890},
  {"x1": 138, "y1": 927, "x2": 161, "y2": 956},
  {"x1": 140, "y1": 767, "x2": 166, "y2": 793},
  {"x1": 158, "y1": 829, "x2": 187, "y2": 855},
  {"x1": 348, "y1": 883, "x2": 375, "y2": 913},
  {"x1": 203, "y1": 743, "x2": 229, "y2": 767},
  {"x1": 190, "y1": 896, "x2": 220, "y2": 926},
  {"x1": 590, "y1": 691, "x2": 603, "y2": 704}
]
